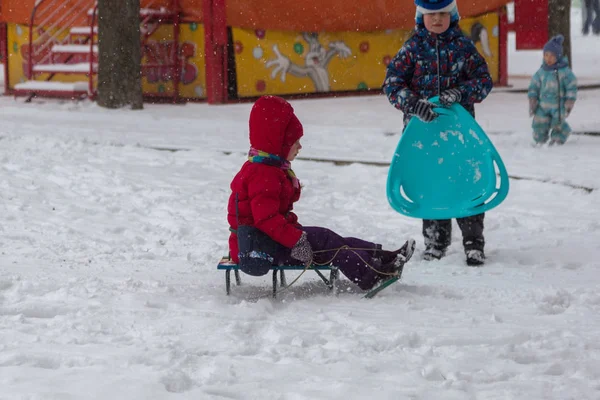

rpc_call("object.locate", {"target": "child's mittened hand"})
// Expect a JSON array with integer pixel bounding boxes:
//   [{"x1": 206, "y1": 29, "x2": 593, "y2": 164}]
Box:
[
  {"x1": 412, "y1": 99, "x2": 439, "y2": 123},
  {"x1": 528, "y1": 98, "x2": 538, "y2": 116},
  {"x1": 565, "y1": 100, "x2": 575, "y2": 116},
  {"x1": 439, "y1": 88, "x2": 462, "y2": 107},
  {"x1": 291, "y1": 232, "x2": 313, "y2": 265}
]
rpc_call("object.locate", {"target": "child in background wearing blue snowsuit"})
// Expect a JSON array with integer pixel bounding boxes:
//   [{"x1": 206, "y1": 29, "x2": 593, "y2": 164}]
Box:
[
  {"x1": 528, "y1": 35, "x2": 577, "y2": 146},
  {"x1": 383, "y1": 0, "x2": 493, "y2": 266}
]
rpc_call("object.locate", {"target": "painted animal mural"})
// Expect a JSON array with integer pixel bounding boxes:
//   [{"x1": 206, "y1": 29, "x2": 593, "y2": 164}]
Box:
[
  {"x1": 470, "y1": 22, "x2": 493, "y2": 58},
  {"x1": 265, "y1": 32, "x2": 352, "y2": 92}
]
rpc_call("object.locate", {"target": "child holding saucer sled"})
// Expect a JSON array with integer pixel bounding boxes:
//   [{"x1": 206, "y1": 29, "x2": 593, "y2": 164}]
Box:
[{"x1": 382, "y1": 0, "x2": 493, "y2": 266}]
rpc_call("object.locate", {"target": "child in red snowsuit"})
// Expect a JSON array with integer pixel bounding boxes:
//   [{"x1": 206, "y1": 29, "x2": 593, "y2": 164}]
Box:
[{"x1": 227, "y1": 96, "x2": 415, "y2": 290}]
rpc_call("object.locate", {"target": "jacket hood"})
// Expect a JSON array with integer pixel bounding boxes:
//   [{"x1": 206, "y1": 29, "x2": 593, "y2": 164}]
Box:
[{"x1": 249, "y1": 96, "x2": 304, "y2": 159}]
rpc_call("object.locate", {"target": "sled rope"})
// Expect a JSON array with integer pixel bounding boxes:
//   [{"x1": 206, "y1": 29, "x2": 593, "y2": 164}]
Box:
[{"x1": 247, "y1": 246, "x2": 399, "y2": 300}]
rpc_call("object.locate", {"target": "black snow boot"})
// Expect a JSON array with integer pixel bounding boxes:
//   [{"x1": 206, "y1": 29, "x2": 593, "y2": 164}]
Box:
[
  {"x1": 423, "y1": 246, "x2": 446, "y2": 261},
  {"x1": 466, "y1": 249, "x2": 485, "y2": 266},
  {"x1": 380, "y1": 238, "x2": 416, "y2": 276}
]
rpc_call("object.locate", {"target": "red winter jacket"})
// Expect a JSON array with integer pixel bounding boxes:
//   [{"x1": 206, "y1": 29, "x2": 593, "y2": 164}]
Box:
[{"x1": 227, "y1": 96, "x2": 304, "y2": 262}]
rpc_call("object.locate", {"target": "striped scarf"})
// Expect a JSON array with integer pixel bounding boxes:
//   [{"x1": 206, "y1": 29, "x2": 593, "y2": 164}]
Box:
[{"x1": 248, "y1": 147, "x2": 299, "y2": 189}]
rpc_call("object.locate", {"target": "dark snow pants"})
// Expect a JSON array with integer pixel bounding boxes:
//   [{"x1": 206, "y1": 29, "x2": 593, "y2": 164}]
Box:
[
  {"x1": 422, "y1": 213, "x2": 485, "y2": 253},
  {"x1": 274, "y1": 226, "x2": 385, "y2": 290},
  {"x1": 583, "y1": 0, "x2": 600, "y2": 34}
]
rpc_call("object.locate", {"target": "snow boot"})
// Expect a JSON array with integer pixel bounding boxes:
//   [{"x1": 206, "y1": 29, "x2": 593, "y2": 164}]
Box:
[
  {"x1": 423, "y1": 246, "x2": 446, "y2": 261},
  {"x1": 380, "y1": 238, "x2": 416, "y2": 277},
  {"x1": 466, "y1": 249, "x2": 485, "y2": 266}
]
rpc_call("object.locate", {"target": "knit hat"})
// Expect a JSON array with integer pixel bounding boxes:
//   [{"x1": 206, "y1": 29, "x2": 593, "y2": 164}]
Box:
[
  {"x1": 543, "y1": 34, "x2": 564, "y2": 59},
  {"x1": 415, "y1": 0, "x2": 460, "y2": 24}
]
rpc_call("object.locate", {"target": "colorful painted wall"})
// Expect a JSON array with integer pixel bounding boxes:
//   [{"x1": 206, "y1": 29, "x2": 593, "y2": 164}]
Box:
[
  {"x1": 5, "y1": 22, "x2": 206, "y2": 99},
  {"x1": 4, "y1": 10, "x2": 499, "y2": 100},
  {"x1": 463, "y1": 13, "x2": 500, "y2": 83},
  {"x1": 141, "y1": 23, "x2": 206, "y2": 98},
  {"x1": 233, "y1": 13, "x2": 500, "y2": 98},
  {"x1": 6, "y1": 24, "x2": 82, "y2": 90}
]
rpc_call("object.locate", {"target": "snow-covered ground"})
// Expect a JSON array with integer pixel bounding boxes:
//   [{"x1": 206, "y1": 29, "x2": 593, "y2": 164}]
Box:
[{"x1": 1, "y1": 6, "x2": 600, "y2": 400}]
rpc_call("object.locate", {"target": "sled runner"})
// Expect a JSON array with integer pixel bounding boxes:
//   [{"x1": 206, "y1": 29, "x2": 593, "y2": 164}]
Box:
[
  {"x1": 387, "y1": 97, "x2": 509, "y2": 219},
  {"x1": 216, "y1": 256, "x2": 401, "y2": 299},
  {"x1": 217, "y1": 256, "x2": 340, "y2": 298}
]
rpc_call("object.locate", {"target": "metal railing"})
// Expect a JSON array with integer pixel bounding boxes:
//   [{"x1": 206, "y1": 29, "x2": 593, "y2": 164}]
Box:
[
  {"x1": 27, "y1": 0, "x2": 97, "y2": 79},
  {"x1": 88, "y1": 2, "x2": 98, "y2": 96},
  {"x1": 27, "y1": 0, "x2": 182, "y2": 100}
]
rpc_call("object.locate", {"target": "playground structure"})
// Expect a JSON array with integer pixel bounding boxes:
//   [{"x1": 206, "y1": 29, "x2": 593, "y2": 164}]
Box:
[{"x1": 0, "y1": 0, "x2": 548, "y2": 104}]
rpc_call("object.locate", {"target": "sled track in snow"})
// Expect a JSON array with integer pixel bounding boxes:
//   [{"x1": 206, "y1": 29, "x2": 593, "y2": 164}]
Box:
[
  {"x1": 212, "y1": 150, "x2": 595, "y2": 194},
  {"x1": 140, "y1": 145, "x2": 596, "y2": 194},
  {"x1": 384, "y1": 131, "x2": 600, "y2": 137},
  {"x1": 131, "y1": 145, "x2": 596, "y2": 193},
  {"x1": 497, "y1": 83, "x2": 600, "y2": 94},
  {"x1": 295, "y1": 156, "x2": 594, "y2": 194}
]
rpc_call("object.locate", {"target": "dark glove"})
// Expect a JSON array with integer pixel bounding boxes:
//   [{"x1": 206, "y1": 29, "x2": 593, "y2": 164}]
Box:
[
  {"x1": 291, "y1": 232, "x2": 313, "y2": 265},
  {"x1": 410, "y1": 99, "x2": 438, "y2": 123},
  {"x1": 565, "y1": 100, "x2": 575, "y2": 116},
  {"x1": 439, "y1": 88, "x2": 462, "y2": 107},
  {"x1": 529, "y1": 98, "x2": 538, "y2": 116}
]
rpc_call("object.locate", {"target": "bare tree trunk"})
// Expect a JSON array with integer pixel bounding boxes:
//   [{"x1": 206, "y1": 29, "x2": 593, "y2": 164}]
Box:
[
  {"x1": 548, "y1": 0, "x2": 572, "y2": 67},
  {"x1": 97, "y1": 0, "x2": 143, "y2": 109}
]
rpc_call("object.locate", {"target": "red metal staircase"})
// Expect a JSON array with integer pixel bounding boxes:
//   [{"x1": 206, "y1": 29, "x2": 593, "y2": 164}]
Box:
[{"x1": 14, "y1": 0, "x2": 181, "y2": 101}]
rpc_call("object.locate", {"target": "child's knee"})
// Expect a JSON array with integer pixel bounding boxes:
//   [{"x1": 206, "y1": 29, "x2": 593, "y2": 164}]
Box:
[{"x1": 532, "y1": 113, "x2": 550, "y2": 132}]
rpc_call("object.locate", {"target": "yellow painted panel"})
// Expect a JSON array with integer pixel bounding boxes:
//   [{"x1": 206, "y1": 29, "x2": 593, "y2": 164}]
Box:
[
  {"x1": 233, "y1": 12, "x2": 500, "y2": 98},
  {"x1": 7, "y1": 23, "x2": 207, "y2": 99},
  {"x1": 233, "y1": 29, "x2": 410, "y2": 97},
  {"x1": 141, "y1": 23, "x2": 206, "y2": 99},
  {"x1": 460, "y1": 13, "x2": 500, "y2": 83},
  {"x1": 7, "y1": 24, "x2": 83, "y2": 90}
]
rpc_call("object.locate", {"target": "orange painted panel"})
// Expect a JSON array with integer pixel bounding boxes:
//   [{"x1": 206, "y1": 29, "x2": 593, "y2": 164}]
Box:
[
  {"x1": 0, "y1": 0, "x2": 203, "y2": 24},
  {"x1": 178, "y1": 0, "x2": 203, "y2": 22},
  {"x1": 1, "y1": 0, "x2": 96, "y2": 24},
  {"x1": 0, "y1": 0, "x2": 35, "y2": 23},
  {"x1": 3, "y1": 0, "x2": 510, "y2": 30},
  {"x1": 0, "y1": 0, "x2": 98, "y2": 24},
  {"x1": 224, "y1": 0, "x2": 511, "y2": 31}
]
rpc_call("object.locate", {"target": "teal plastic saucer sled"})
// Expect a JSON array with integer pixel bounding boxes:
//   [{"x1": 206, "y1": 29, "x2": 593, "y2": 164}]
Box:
[{"x1": 386, "y1": 97, "x2": 509, "y2": 220}]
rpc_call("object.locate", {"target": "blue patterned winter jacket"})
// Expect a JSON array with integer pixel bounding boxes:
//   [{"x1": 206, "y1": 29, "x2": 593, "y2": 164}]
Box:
[{"x1": 383, "y1": 23, "x2": 493, "y2": 125}]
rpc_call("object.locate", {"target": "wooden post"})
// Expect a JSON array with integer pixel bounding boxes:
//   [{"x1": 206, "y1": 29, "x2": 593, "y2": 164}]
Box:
[
  {"x1": 498, "y1": 7, "x2": 509, "y2": 87},
  {"x1": 172, "y1": 0, "x2": 181, "y2": 103},
  {"x1": 0, "y1": 23, "x2": 8, "y2": 94},
  {"x1": 203, "y1": 0, "x2": 228, "y2": 104}
]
